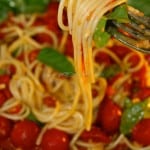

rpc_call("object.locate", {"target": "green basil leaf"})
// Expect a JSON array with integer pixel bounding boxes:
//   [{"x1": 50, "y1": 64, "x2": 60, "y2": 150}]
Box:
[
  {"x1": 93, "y1": 17, "x2": 111, "y2": 47},
  {"x1": 0, "y1": 0, "x2": 14, "y2": 22},
  {"x1": 27, "y1": 112, "x2": 43, "y2": 126},
  {"x1": 0, "y1": 0, "x2": 51, "y2": 22},
  {"x1": 37, "y1": 47, "x2": 75, "y2": 76},
  {"x1": 0, "y1": 69, "x2": 6, "y2": 75},
  {"x1": 100, "y1": 64, "x2": 121, "y2": 78},
  {"x1": 108, "y1": 4, "x2": 129, "y2": 23},
  {"x1": 128, "y1": 0, "x2": 150, "y2": 17},
  {"x1": 120, "y1": 100, "x2": 147, "y2": 135},
  {"x1": 14, "y1": 0, "x2": 51, "y2": 14}
]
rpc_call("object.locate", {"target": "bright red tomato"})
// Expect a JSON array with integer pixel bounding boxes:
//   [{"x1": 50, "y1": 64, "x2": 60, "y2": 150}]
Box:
[
  {"x1": 10, "y1": 120, "x2": 40, "y2": 149},
  {"x1": 0, "y1": 138, "x2": 15, "y2": 150},
  {"x1": 43, "y1": 96, "x2": 56, "y2": 107},
  {"x1": 132, "y1": 65, "x2": 147, "y2": 88},
  {"x1": 132, "y1": 87, "x2": 150, "y2": 100},
  {"x1": 8, "y1": 65, "x2": 16, "y2": 76},
  {"x1": 108, "y1": 72, "x2": 124, "y2": 85},
  {"x1": 113, "y1": 143, "x2": 129, "y2": 150},
  {"x1": 0, "y1": 91, "x2": 6, "y2": 106},
  {"x1": 2, "y1": 88, "x2": 12, "y2": 99},
  {"x1": 0, "y1": 116, "x2": 12, "y2": 139},
  {"x1": 28, "y1": 50, "x2": 40, "y2": 62},
  {"x1": 95, "y1": 51, "x2": 112, "y2": 66},
  {"x1": 96, "y1": 99, "x2": 122, "y2": 134},
  {"x1": 0, "y1": 32, "x2": 5, "y2": 40},
  {"x1": 34, "y1": 33, "x2": 53, "y2": 44},
  {"x1": 64, "y1": 35, "x2": 74, "y2": 58},
  {"x1": 80, "y1": 126, "x2": 110, "y2": 143},
  {"x1": 0, "y1": 74, "x2": 10, "y2": 85},
  {"x1": 127, "y1": 53, "x2": 141, "y2": 68},
  {"x1": 40, "y1": 128, "x2": 70, "y2": 150},
  {"x1": 110, "y1": 45, "x2": 130, "y2": 59},
  {"x1": 132, "y1": 119, "x2": 150, "y2": 146}
]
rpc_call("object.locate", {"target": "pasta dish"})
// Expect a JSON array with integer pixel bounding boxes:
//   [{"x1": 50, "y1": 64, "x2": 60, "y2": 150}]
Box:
[{"x1": 0, "y1": 0, "x2": 150, "y2": 150}]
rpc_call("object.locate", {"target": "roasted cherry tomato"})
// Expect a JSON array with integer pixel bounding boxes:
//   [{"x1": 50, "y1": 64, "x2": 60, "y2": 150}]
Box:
[
  {"x1": 40, "y1": 128, "x2": 70, "y2": 150},
  {"x1": 2, "y1": 88, "x2": 12, "y2": 99},
  {"x1": 8, "y1": 65, "x2": 16, "y2": 76},
  {"x1": 132, "y1": 119, "x2": 150, "y2": 146},
  {"x1": 43, "y1": 96, "x2": 56, "y2": 107},
  {"x1": 108, "y1": 72, "x2": 124, "y2": 85},
  {"x1": 64, "y1": 35, "x2": 74, "y2": 58},
  {"x1": 0, "y1": 91, "x2": 6, "y2": 106},
  {"x1": 96, "y1": 99, "x2": 122, "y2": 134},
  {"x1": 132, "y1": 87, "x2": 150, "y2": 100},
  {"x1": 95, "y1": 51, "x2": 112, "y2": 66},
  {"x1": 34, "y1": 33, "x2": 54, "y2": 45},
  {"x1": 127, "y1": 53, "x2": 141, "y2": 68},
  {"x1": 113, "y1": 143, "x2": 129, "y2": 150},
  {"x1": 110, "y1": 45, "x2": 130, "y2": 59},
  {"x1": 0, "y1": 138, "x2": 15, "y2": 150},
  {"x1": 28, "y1": 50, "x2": 40, "y2": 62},
  {"x1": 0, "y1": 74, "x2": 10, "y2": 85},
  {"x1": 0, "y1": 116, "x2": 12, "y2": 139},
  {"x1": 80, "y1": 126, "x2": 110, "y2": 143},
  {"x1": 10, "y1": 120, "x2": 40, "y2": 149},
  {"x1": 132, "y1": 65, "x2": 147, "y2": 88}
]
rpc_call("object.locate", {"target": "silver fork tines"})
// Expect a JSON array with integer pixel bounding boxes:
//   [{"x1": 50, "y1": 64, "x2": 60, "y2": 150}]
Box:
[{"x1": 107, "y1": 10, "x2": 150, "y2": 53}]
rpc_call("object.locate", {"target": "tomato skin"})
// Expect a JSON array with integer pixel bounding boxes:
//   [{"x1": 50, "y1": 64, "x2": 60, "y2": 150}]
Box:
[
  {"x1": 10, "y1": 120, "x2": 40, "y2": 149},
  {"x1": 28, "y1": 50, "x2": 40, "y2": 62},
  {"x1": 34, "y1": 33, "x2": 53, "y2": 45},
  {"x1": 132, "y1": 119, "x2": 150, "y2": 146},
  {"x1": 80, "y1": 126, "x2": 110, "y2": 143},
  {"x1": 113, "y1": 144, "x2": 129, "y2": 150},
  {"x1": 95, "y1": 51, "x2": 112, "y2": 66},
  {"x1": 0, "y1": 74, "x2": 10, "y2": 85},
  {"x1": 132, "y1": 65, "x2": 147, "y2": 88},
  {"x1": 0, "y1": 116, "x2": 12, "y2": 139},
  {"x1": 127, "y1": 53, "x2": 140, "y2": 68},
  {"x1": 2, "y1": 88, "x2": 12, "y2": 99},
  {"x1": 0, "y1": 91, "x2": 7, "y2": 106},
  {"x1": 8, "y1": 65, "x2": 16, "y2": 76},
  {"x1": 108, "y1": 73, "x2": 124, "y2": 85},
  {"x1": 43, "y1": 96, "x2": 56, "y2": 107},
  {"x1": 0, "y1": 138, "x2": 15, "y2": 150},
  {"x1": 110, "y1": 45, "x2": 130, "y2": 59},
  {"x1": 96, "y1": 99, "x2": 122, "y2": 134},
  {"x1": 132, "y1": 87, "x2": 150, "y2": 100},
  {"x1": 40, "y1": 128, "x2": 70, "y2": 150},
  {"x1": 64, "y1": 35, "x2": 74, "y2": 58}
]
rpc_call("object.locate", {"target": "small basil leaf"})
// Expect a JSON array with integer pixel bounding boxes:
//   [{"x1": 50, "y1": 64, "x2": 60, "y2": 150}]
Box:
[
  {"x1": 37, "y1": 47, "x2": 75, "y2": 76},
  {"x1": 27, "y1": 112, "x2": 43, "y2": 126},
  {"x1": 0, "y1": 0, "x2": 14, "y2": 22},
  {"x1": 127, "y1": 0, "x2": 150, "y2": 17},
  {"x1": 0, "y1": 0, "x2": 51, "y2": 23},
  {"x1": 108, "y1": 4, "x2": 129, "y2": 23},
  {"x1": 100, "y1": 64, "x2": 121, "y2": 78},
  {"x1": 120, "y1": 100, "x2": 146, "y2": 135},
  {"x1": 0, "y1": 69, "x2": 6, "y2": 75},
  {"x1": 93, "y1": 17, "x2": 111, "y2": 47},
  {"x1": 15, "y1": 0, "x2": 51, "y2": 14}
]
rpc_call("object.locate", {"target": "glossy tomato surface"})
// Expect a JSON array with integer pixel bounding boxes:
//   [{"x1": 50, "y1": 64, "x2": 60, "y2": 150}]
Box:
[
  {"x1": 40, "y1": 128, "x2": 70, "y2": 150},
  {"x1": 10, "y1": 120, "x2": 40, "y2": 149}
]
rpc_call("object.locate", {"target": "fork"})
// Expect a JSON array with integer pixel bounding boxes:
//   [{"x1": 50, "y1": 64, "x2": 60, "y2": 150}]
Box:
[{"x1": 106, "y1": 9, "x2": 150, "y2": 53}]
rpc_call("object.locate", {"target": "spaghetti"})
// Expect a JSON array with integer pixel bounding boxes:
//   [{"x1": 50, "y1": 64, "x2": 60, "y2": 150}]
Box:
[{"x1": 0, "y1": 1, "x2": 150, "y2": 150}]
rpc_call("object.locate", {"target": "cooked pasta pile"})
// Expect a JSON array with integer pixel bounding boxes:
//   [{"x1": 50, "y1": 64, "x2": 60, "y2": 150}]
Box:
[{"x1": 0, "y1": 1, "x2": 150, "y2": 150}]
